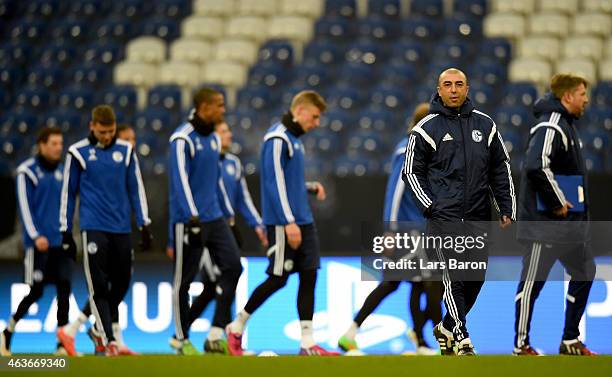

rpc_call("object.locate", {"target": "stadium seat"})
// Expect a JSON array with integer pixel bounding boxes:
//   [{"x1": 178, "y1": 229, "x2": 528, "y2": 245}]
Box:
[
  {"x1": 368, "y1": 0, "x2": 401, "y2": 19},
  {"x1": 327, "y1": 86, "x2": 367, "y2": 111},
  {"x1": 140, "y1": 16, "x2": 180, "y2": 41},
  {"x1": 555, "y1": 58, "x2": 597, "y2": 84},
  {"x1": 293, "y1": 63, "x2": 330, "y2": 90},
  {"x1": 152, "y1": 0, "x2": 192, "y2": 19},
  {"x1": 304, "y1": 40, "x2": 345, "y2": 65},
  {"x1": 600, "y1": 60, "x2": 612, "y2": 81},
  {"x1": 562, "y1": 36, "x2": 603, "y2": 61},
  {"x1": 467, "y1": 82, "x2": 497, "y2": 111},
  {"x1": 302, "y1": 130, "x2": 341, "y2": 156},
  {"x1": 83, "y1": 41, "x2": 123, "y2": 65},
  {"x1": 14, "y1": 85, "x2": 52, "y2": 111},
  {"x1": 357, "y1": 108, "x2": 395, "y2": 132},
  {"x1": 94, "y1": 17, "x2": 134, "y2": 42},
  {"x1": 45, "y1": 109, "x2": 82, "y2": 133},
  {"x1": 586, "y1": 108, "x2": 612, "y2": 131},
  {"x1": 258, "y1": 40, "x2": 294, "y2": 68},
  {"x1": 495, "y1": 105, "x2": 534, "y2": 129},
  {"x1": 193, "y1": 0, "x2": 236, "y2": 17},
  {"x1": 480, "y1": 38, "x2": 512, "y2": 65},
  {"x1": 71, "y1": 63, "x2": 110, "y2": 88},
  {"x1": 503, "y1": 82, "x2": 539, "y2": 107},
  {"x1": 583, "y1": 0, "x2": 612, "y2": 13},
  {"x1": 268, "y1": 16, "x2": 314, "y2": 44},
  {"x1": 9, "y1": 18, "x2": 46, "y2": 44},
  {"x1": 315, "y1": 17, "x2": 357, "y2": 41},
  {"x1": 591, "y1": 81, "x2": 612, "y2": 108},
  {"x1": 433, "y1": 38, "x2": 472, "y2": 64},
  {"x1": 68, "y1": 0, "x2": 110, "y2": 19},
  {"x1": 158, "y1": 62, "x2": 200, "y2": 108},
  {"x1": 583, "y1": 130, "x2": 609, "y2": 153},
  {"x1": 573, "y1": 13, "x2": 610, "y2": 38},
  {"x1": 410, "y1": 0, "x2": 444, "y2": 18},
  {"x1": 0, "y1": 65, "x2": 23, "y2": 90},
  {"x1": 170, "y1": 38, "x2": 212, "y2": 64},
  {"x1": 237, "y1": 85, "x2": 277, "y2": 111},
  {"x1": 114, "y1": 61, "x2": 159, "y2": 88},
  {"x1": 227, "y1": 16, "x2": 268, "y2": 42},
  {"x1": 444, "y1": 14, "x2": 483, "y2": 40},
  {"x1": 491, "y1": 0, "x2": 534, "y2": 14},
  {"x1": 100, "y1": 85, "x2": 138, "y2": 117},
  {"x1": 358, "y1": 17, "x2": 401, "y2": 41},
  {"x1": 454, "y1": 0, "x2": 487, "y2": 18},
  {"x1": 24, "y1": 0, "x2": 66, "y2": 18},
  {"x1": 345, "y1": 39, "x2": 388, "y2": 64},
  {"x1": 51, "y1": 19, "x2": 88, "y2": 44},
  {"x1": 236, "y1": 0, "x2": 277, "y2": 16},
  {"x1": 583, "y1": 151, "x2": 604, "y2": 172},
  {"x1": 215, "y1": 39, "x2": 258, "y2": 65},
  {"x1": 325, "y1": 0, "x2": 357, "y2": 18},
  {"x1": 1, "y1": 110, "x2": 38, "y2": 136},
  {"x1": 389, "y1": 40, "x2": 428, "y2": 66},
  {"x1": 126, "y1": 36, "x2": 167, "y2": 64},
  {"x1": 279, "y1": 0, "x2": 323, "y2": 18},
  {"x1": 498, "y1": 127, "x2": 523, "y2": 155},
  {"x1": 539, "y1": 0, "x2": 579, "y2": 13},
  {"x1": 334, "y1": 155, "x2": 376, "y2": 177},
  {"x1": 133, "y1": 108, "x2": 172, "y2": 134},
  {"x1": 0, "y1": 41, "x2": 32, "y2": 66},
  {"x1": 529, "y1": 13, "x2": 569, "y2": 38},
  {"x1": 319, "y1": 109, "x2": 355, "y2": 133},
  {"x1": 382, "y1": 61, "x2": 419, "y2": 87},
  {"x1": 401, "y1": 17, "x2": 443, "y2": 41},
  {"x1": 483, "y1": 12, "x2": 526, "y2": 39},
  {"x1": 509, "y1": 58, "x2": 551, "y2": 87},
  {"x1": 369, "y1": 85, "x2": 408, "y2": 112},
  {"x1": 181, "y1": 16, "x2": 225, "y2": 41},
  {"x1": 605, "y1": 37, "x2": 612, "y2": 59},
  {"x1": 111, "y1": 0, "x2": 154, "y2": 21},
  {"x1": 518, "y1": 36, "x2": 561, "y2": 62},
  {"x1": 225, "y1": 109, "x2": 260, "y2": 132},
  {"x1": 248, "y1": 62, "x2": 291, "y2": 88},
  {"x1": 202, "y1": 60, "x2": 247, "y2": 88},
  {"x1": 57, "y1": 85, "x2": 94, "y2": 111},
  {"x1": 147, "y1": 84, "x2": 182, "y2": 114},
  {"x1": 338, "y1": 62, "x2": 378, "y2": 87},
  {"x1": 0, "y1": 89, "x2": 10, "y2": 108}
]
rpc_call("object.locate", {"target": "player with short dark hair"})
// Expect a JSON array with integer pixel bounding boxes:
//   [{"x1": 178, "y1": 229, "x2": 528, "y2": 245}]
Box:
[
  {"x1": 1, "y1": 127, "x2": 76, "y2": 356},
  {"x1": 226, "y1": 91, "x2": 339, "y2": 356},
  {"x1": 514, "y1": 74, "x2": 595, "y2": 356},
  {"x1": 168, "y1": 88, "x2": 243, "y2": 355},
  {"x1": 59, "y1": 105, "x2": 152, "y2": 356}
]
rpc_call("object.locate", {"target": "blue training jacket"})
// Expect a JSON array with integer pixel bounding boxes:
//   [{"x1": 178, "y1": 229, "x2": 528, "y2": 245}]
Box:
[{"x1": 218, "y1": 153, "x2": 262, "y2": 228}]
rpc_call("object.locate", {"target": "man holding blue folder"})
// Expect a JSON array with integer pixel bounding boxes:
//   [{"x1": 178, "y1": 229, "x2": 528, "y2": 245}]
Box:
[{"x1": 514, "y1": 74, "x2": 596, "y2": 356}]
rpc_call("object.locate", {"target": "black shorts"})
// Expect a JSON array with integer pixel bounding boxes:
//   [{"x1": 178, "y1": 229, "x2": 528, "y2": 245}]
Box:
[
  {"x1": 265, "y1": 223, "x2": 320, "y2": 277},
  {"x1": 24, "y1": 246, "x2": 72, "y2": 286}
]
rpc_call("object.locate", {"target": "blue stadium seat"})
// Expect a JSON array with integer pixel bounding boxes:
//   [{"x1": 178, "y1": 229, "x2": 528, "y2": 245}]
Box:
[
  {"x1": 148, "y1": 84, "x2": 182, "y2": 113},
  {"x1": 382, "y1": 61, "x2": 419, "y2": 87},
  {"x1": 258, "y1": 40, "x2": 294, "y2": 68},
  {"x1": 225, "y1": 110, "x2": 260, "y2": 132},
  {"x1": 140, "y1": 16, "x2": 180, "y2": 41},
  {"x1": 237, "y1": 85, "x2": 277, "y2": 111},
  {"x1": 325, "y1": 0, "x2": 357, "y2": 18},
  {"x1": 411, "y1": 0, "x2": 444, "y2": 18},
  {"x1": 111, "y1": 0, "x2": 154, "y2": 21},
  {"x1": 38, "y1": 41, "x2": 77, "y2": 66},
  {"x1": 45, "y1": 109, "x2": 83, "y2": 133},
  {"x1": 468, "y1": 82, "x2": 497, "y2": 112},
  {"x1": 15, "y1": 85, "x2": 52, "y2": 111},
  {"x1": 472, "y1": 60, "x2": 507, "y2": 87},
  {"x1": 9, "y1": 18, "x2": 47, "y2": 44},
  {"x1": 26, "y1": 64, "x2": 63, "y2": 90},
  {"x1": 57, "y1": 85, "x2": 95, "y2": 111},
  {"x1": 358, "y1": 17, "x2": 401, "y2": 41},
  {"x1": 315, "y1": 17, "x2": 357, "y2": 41},
  {"x1": 100, "y1": 85, "x2": 138, "y2": 117},
  {"x1": 302, "y1": 129, "x2": 341, "y2": 156},
  {"x1": 346, "y1": 130, "x2": 386, "y2": 156},
  {"x1": 304, "y1": 40, "x2": 345, "y2": 66},
  {"x1": 401, "y1": 18, "x2": 443, "y2": 41},
  {"x1": 293, "y1": 63, "x2": 331, "y2": 91},
  {"x1": 133, "y1": 109, "x2": 172, "y2": 134},
  {"x1": 0, "y1": 110, "x2": 38, "y2": 137},
  {"x1": 345, "y1": 38, "x2": 388, "y2": 64},
  {"x1": 413, "y1": 84, "x2": 435, "y2": 104},
  {"x1": 338, "y1": 62, "x2": 378, "y2": 87},
  {"x1": 153, "y1": 0, "x2": 191, "y2": 19},
  {"x1": 71, "y1": 63, "x2": 111, "y2": 88},
  {"x1": 320, "y1": 109, "x2": 355, "y2": 133},
  {"x1": 0, "y1": 89, "x2": 9, "y2": 108},
  {"x1": 498, "y1": 127, "x2": 524, "y2": 156},
  {"x1": 389, "y1": 40, "x2": 428, "y2": 66},
  {"x1": 494, "y1": 105, "x2": 534, "y2": 130},
  {"x1": 368, "y1": 0, "x2": 401, "y2": 19},
  {"x1": 591, "y1": 81, "x2": 612, "y2": 108},
  {"x1": 432, "y1": 38, "x2": 472, "y2": 64},
  {"x1": 357, "y1": 108, "x2": 395, "y2": 132},
  {"x1": 502, "y1": 82, "x2": 538, "y2": 107},
  {"x1": 334, "y1": 155, "x2": 374, "y2": 177},
  {"x1": 83, "y1": 40, "x2": 123, "y2": 65},
  {"x1": 480, "y1": 38, "x2": 512, "y2": 65},
  {"x1": 0, "y1": 41, "x2": 32, "y2": 65},
  {"x1": 444, "y1": 14, "x2": 482, "y2": 40},
  {"x1": 248, "y1": 63, "x2": 292, "y2": 89},
  {"x1": 582, "y1": 130, "x2": 609, "y2": 154},
  {"x1": 0, "y1": 64, "x2": 23, "y2": 90},
  {"x1": 51, "y1": 19, "x2": 89, "y2": 44},
  {"x1": 454, "y1": 0, "x2": 487, "y2": 18},
  {"x1": 583, "y1": 151, "x2": 604, "y2": 172},
  {"x1": 1, "y1": 133, "x2": 27, "y2": 162},
  {"x1": 93, "y1": 17, "x2": 134, "y2": 42},
  {"x1": 68, "y1": 0, "x2": 110, "y2": 20},
  {"x1": 0, "y1": 0, "x2": 26, "y2": 20},
  {"x1": 24, "y1": 0, "x2": 66, "y2": 18},
  {"x1": 584, "y1": 108, "x2": 612, "y2": 132},
  {"x1": 369, "y1": 85, "x2": 408, "y2": 112}
]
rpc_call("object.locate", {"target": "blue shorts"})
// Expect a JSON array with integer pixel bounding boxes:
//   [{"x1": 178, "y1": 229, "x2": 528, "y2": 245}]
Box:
[{"x1": 265, "y1": 223, "x2": 320, "y2": 277}]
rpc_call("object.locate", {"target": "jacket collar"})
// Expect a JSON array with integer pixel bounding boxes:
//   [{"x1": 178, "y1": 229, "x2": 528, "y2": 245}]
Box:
[
  {"x1": 533, "y1": 92, "x2": 576, "y2": 124},
  {"x1": 429, "y1": 93, "x2": 475, "y2": 118},
  {"x1": 188, "y1": 110, "x2": 215, "y2": 136},
  {"x1": 88, "y1": 132, "x2": 116, "y2": 149},
  {"x1": 36, "y1": 154, "x2": 60, "y2": 171},
  {"x1": 281, "y1": 111, "x2": 305, "y2": 137}
]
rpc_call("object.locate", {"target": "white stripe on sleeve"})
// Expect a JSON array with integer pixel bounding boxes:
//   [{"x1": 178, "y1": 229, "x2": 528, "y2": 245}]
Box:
[
  {"x1": 59, "y1": 154, "x2": 72, "y2": 232},
  {"x1": 133, "y1": 154, "x2": 151, "y2": 225},
  {"x1": 273, "y1": 138, "x2": 295, "y2": 223},
  {"x1": 17, "y1": 174, "x2": 39, "y2": 239},
  {"x1": 176, "y1": 139, "x2": 199, "y2": 217}
]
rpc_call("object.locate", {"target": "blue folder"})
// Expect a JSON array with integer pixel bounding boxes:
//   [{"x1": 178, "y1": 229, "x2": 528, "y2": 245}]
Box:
[{"x1": 537, "y1": 175, "x2": 585, "y2": 212}]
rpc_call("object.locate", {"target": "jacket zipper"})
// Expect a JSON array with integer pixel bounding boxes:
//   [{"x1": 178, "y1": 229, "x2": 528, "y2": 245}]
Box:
[{"x1": 459, "y1": 113, "x2": 467, "y2": 222}]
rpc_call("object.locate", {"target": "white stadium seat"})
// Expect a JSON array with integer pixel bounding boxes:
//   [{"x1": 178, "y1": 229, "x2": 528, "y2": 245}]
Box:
[
  {"x1": 126, "y1": 36, "x2": 166, "y2": 64},
  {"x1": 509, "y1": 57, "x2": 552, "y2": 87},
  {"x1": 236, "y1": 0, "x2": 278, "y2": 16},
  {"x1": 529, "y1": 12, "x2": 569, "y2": 38},
  {"x1": 202, "y1": 60, "x2": 247, "y2": 88},
  {"x1": 159, "y1": 61, "x2": 201, "y2": 87},
  {"x1": 181, "y1": 16, "x2": 225, "y2": 41},
  {"x1": 268, "y1": 16, "x2": 315, "y2": 43},
  {"x1": 226, "y1": 16, "x2": 268, "y2": 42},
  {"x1": 193, "y1": 0, "x2": 236, "y2": 17},
  {"x1": 170, "y1": 38, "x2": 213, "y2": 64},
  {"x1": 539, "y1": 0, "x2": 579, "y2": 14},
  {"x1": 573, "y1": 13, "x2": 611, "y2": 38},
  {"x1": 483, "y1": 12, "x2": 526, "y2": 39},
  {"x1": 215, "y1": 39, "x2": 258, "y2": 65},
  {"x1": 583, "y1": 0, "x2": 612, "y2": 13},
  {"x1": 491, "y1": 0, "x2": 535, "y2": 14},
  {"x1": 279, "y1": 0, "x2": 324, "y2": 18},
  {"x1": 563, "y1": 37, "x2": 604, "y2": 61},
  {"x1": 518, "y1": 36, "x2": 560, "y2": 62},
  {"x1": 599, "y1": 59, "x2": 612, "y2": 81},
  {"x1": 556, "y1": 58, "x2": 597, "y2": 83},
  {"x1": 606, "y1": 37, "x2": 612, "y2": 58},
  {"x1": 114, "y1": 62, "x2": 159, "y2": 108}
]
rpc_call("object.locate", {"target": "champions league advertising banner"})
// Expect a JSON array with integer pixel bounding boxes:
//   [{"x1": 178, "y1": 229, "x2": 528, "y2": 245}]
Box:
[{"x1": 1, "y1": 257, "x2": 611, "y2": 355}]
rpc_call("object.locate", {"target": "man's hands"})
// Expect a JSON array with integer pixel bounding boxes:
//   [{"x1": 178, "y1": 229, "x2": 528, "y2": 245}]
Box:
[
  {"x1": 499, "y1": 215, "x2": 512, "y2": 229},
  {"x1": 34, "y1": 236, "x2": 49, "y2": 252},
  {"x1": 553, "y1": 201, "x2": 573, "y2": 218},
  {"x1": 255, "y1": 225, "x2": 269, "y2": 248},
  {"x1": 61, "y1": 232, "x2": 77, "y2": 261},
  {"x1": 285, "y1": 223, "x2": 302, "y2": 249},
  {"x1": 139, "y1": 225, "x2": 153, "y2": 252},
  {"x1": 307, "y1": 181, "x2": 326, "y2": 201},
  {"x1": 187, "y1": 216, "x2": 203, "y2": 250}
]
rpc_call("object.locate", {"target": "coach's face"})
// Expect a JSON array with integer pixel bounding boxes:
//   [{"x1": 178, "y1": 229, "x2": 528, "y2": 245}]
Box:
[
  {"x1": 198, "y1": 94, "x2": 226, "y2": 124},
  {"x1": 564, "y1": 83, "x2": 589, "y2": 118},
  {"x1": 294, "y1": 103, "x2": 322, "y2": 133},
  {"x1": 437, "y1": 71, "x2": 469, "y2": 110},
  {"x1": 39, "y1": 134, "x2": 63, "y2": 163},
  {"x1": 90, "y1": 121, "x2": 116, "y2": 147}
]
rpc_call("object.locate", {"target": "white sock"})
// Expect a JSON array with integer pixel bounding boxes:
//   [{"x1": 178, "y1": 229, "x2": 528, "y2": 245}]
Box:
[
  {"x1": 64, "y1": 312, "x2": 88, "y2": 337},
  {"x1": 458, "y1": 337, "x2": 472, "y2": 347},
  {"x1": 207, "y1": 326, "x2": 224, "y2": 341},
  {"x1": 112, "y1": 323, "x2": 124, "y2": 348},
  {"x1": 6, "y1": 317, "x2": 16, "y2": 332},
  {"x1": 300, "y1": 320, "x2": 315, "y2": 348},
  {"x1": 229, "y1": 310, "x2": 251, "y2": 335},
  {"x1": 343, "y1": 322, "x2": 359, "y2": 341}
]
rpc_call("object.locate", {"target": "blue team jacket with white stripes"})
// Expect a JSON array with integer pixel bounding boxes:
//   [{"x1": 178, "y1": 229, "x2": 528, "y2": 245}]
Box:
[
  {"x1": 517, "y1": 93, "x2": 589, "y2": 243},
  {"x1": 261, "y1": 121, "x2": 313, "y2": 226},
  {"x1": 168, "y1": 118, "x2": 234, "y2": 225},
  {"x1": 59, "y1": 135, "x2": 151, "y2": 233},
  {"x1": 17, "y1": 156, "x2": 63, "y2": 248},
  {"x1": 218, "y1": 153, "x2": 262, "y2": 228},
  {"x1": 383, "y1": 138, "x2": 424, "y2": 223},
  {"x1": 402, "y1": 95, "x2": 516, "y2": 222}
]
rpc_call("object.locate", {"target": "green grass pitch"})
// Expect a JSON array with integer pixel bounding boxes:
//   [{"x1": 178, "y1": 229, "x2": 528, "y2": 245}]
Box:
[{"x1": 11, "y1": 355, "x2": 612, "y2": 377}]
